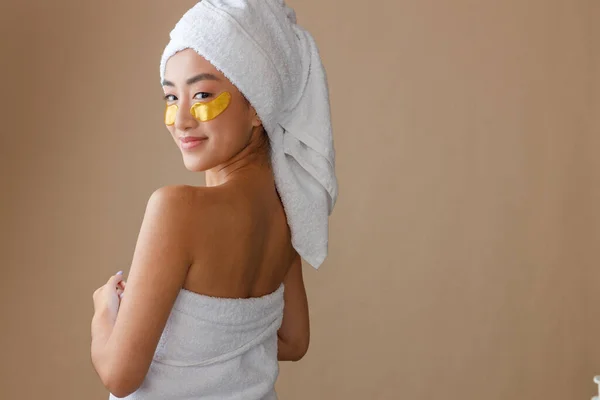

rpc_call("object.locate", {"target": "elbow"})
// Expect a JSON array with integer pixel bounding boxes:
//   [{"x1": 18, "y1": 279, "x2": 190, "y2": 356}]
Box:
[
  {"x1": 103, "y1": 372, "x2": 142, "y2": 398},
  {"x1": 289, "y1": 345, "x2": 308, "y2": 362},
  {"x1": 292, "y1": 337, "x2": 310, "y2": 361},
  {"x1": 90, "y1": 334, "x2": 146, "y2": 397},
  {"x1": 279, "y1": 334, "x2": 310, "y2": 362},
  {"x1": 96, "y1": 362, "x2": 143, "y2": 398},
  {"x1": 109, "y1": 387, "x2": 136, "y2": 399}
]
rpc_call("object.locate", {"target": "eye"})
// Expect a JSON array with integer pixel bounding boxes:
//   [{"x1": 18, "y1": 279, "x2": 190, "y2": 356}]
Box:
[
  {"x1": 164, "y1": 94, "x2": 177, "y2": 102},
  {"x1": 194, "y1": 92, "x2": 212, "y2": 100}
]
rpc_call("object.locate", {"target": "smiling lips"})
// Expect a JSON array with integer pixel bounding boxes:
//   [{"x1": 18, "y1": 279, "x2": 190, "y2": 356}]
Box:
[{"x1": 179, "y1": 136, "x2": 207, "y2": 150}]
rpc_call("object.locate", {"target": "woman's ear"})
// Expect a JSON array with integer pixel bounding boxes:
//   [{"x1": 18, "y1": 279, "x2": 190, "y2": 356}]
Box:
[
  {"x1": 250, "y1": 107, "x2": 262, "y2": 128},
  {"x1": 242, "y1": 95, "x2": 262, "y2": 127}
]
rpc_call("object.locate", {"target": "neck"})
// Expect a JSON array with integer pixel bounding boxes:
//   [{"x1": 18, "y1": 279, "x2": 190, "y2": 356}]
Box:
[{"x1": 204, "y1": 128, "x2": 271, "y2": 187}]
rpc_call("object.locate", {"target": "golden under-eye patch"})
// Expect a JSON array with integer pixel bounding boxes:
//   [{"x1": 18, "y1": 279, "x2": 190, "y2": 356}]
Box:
[
  {"x1": 190, "y1": 91, "x2": 232, "y2": 121},
  {"x1": 164, "y1": 91, "x2": 232, "y2": 126},
  {"x1": 165, "y1": 104, "x2": 178, "y2": 126}
]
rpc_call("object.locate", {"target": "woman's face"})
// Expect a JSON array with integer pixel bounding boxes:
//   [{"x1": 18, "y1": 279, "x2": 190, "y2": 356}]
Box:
[{"x1": 162, "y1": 48, "x2": 261, "y2": 172}]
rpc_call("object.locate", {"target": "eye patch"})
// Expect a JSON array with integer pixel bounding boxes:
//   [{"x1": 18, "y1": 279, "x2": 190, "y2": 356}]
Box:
[{"x1": 165, "y1": 91, "x2": 232, "y2": 125}]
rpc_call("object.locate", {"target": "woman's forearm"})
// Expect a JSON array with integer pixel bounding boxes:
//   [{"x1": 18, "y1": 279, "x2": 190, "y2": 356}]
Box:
[{"x1": 91, "y1": 310, "x2": 116, "y2": 383}]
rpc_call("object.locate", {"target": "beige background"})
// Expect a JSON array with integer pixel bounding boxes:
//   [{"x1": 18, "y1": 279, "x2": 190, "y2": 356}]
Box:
[{"x1": 0, "y1": 0, "x2": 598, "y2": 399}]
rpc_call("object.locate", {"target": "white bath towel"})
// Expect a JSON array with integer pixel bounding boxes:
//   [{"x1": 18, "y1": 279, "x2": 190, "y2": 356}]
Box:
[
  {"x1": 159, "y1": 0, "x2": 338, "y2": 269},
  {"x1": 109, "y1": 284, "x2": 285, "y2": 399}
]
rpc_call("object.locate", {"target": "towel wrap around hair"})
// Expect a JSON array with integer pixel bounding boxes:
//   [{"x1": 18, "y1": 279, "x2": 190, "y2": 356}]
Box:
[{"x1": 160, "y1": 0, "x2": 338, "y2": 268}]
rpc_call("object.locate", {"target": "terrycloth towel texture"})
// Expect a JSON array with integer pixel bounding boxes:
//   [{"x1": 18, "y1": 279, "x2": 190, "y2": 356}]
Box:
[
  {"x1": 159, "y1": 0, "x2": 338, "y2": 269},
  {"x1": 109, "y1": 284, "x2": 285, "y2": 400}
]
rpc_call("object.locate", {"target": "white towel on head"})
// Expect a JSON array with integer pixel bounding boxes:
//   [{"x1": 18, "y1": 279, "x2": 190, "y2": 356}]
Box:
[{"x1": 159, "y1": 0, "x2": 338, "y2": 269}]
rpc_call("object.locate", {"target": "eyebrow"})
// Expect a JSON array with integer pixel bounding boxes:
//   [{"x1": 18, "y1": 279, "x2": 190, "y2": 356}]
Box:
[{"x1": 161, "y1": 73, "x2": 221, "y2": 87}]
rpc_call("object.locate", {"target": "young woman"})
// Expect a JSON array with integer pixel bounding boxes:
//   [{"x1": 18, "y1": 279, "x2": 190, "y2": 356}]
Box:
[{"x1": 91, "y1": 1, "x2": 337, "y2": 399}]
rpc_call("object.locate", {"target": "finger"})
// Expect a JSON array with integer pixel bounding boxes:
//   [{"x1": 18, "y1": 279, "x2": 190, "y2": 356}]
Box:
[
  {"x1": 118, "y1": 280, "x2": 127, "y2": 290},
  {"x1": 107, "y1": 273, "x2": 124, "y2": 288}
]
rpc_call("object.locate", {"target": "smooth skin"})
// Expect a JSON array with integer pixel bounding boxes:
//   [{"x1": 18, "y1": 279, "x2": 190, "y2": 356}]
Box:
[{"x1": 91, "y1": 48, "x2": 309, "y2": 398}]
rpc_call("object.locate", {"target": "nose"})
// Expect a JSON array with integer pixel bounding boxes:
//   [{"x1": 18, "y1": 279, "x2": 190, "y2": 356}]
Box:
[{"x1": 174, "y1": 101, "x2": 198, "y2": 131}]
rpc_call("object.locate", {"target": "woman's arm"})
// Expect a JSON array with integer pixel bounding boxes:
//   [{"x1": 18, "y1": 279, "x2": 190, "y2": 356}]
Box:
[
  {"x1": 91, "y1": 186, "x2": 194, "y2": 397},
  {"x1": 277, "y1": 252, "x2": 310, "y2": 361}
]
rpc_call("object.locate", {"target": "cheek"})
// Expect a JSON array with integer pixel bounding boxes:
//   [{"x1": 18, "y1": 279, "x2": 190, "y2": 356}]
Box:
[
  {"x1": 208, "y1": 106, "x2": 252, "y2": 143},
  {"x1": 166, "y1": 125, "x2": 176, "y2": 138}
]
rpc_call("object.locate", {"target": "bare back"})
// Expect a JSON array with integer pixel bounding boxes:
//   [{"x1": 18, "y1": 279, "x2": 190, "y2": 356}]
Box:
[{"x1": 182, "y1": 175, "x2": 295, "y2": 298}]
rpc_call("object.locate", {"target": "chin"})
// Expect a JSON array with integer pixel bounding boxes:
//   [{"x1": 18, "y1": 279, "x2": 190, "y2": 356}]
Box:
[
  {"x1": 182, "y1": 151, "x2": 222, "y2": 172},
  {"x1": 183, "y1": 159, "x2": 210, "y2": 172}
]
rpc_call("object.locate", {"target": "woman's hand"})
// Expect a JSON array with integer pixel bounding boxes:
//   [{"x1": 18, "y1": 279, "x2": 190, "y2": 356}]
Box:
[{"x1": 93, "y1": 271, "x2": 126, "y2": 322}]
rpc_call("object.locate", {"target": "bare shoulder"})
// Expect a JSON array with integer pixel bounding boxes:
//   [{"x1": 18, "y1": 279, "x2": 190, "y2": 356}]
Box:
[
  {"x1": 148, "y1": 184, "x2": 219, "y2": 214},
  {"x1": 146, "y1": 184, "x2": 238, "y2": 233},
  {"x1": 149, "y1": 184, "x2": 202, "y2": 205},
  {"x1": 146, "y1": 185, "x2": 197, "y2": 221}
]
